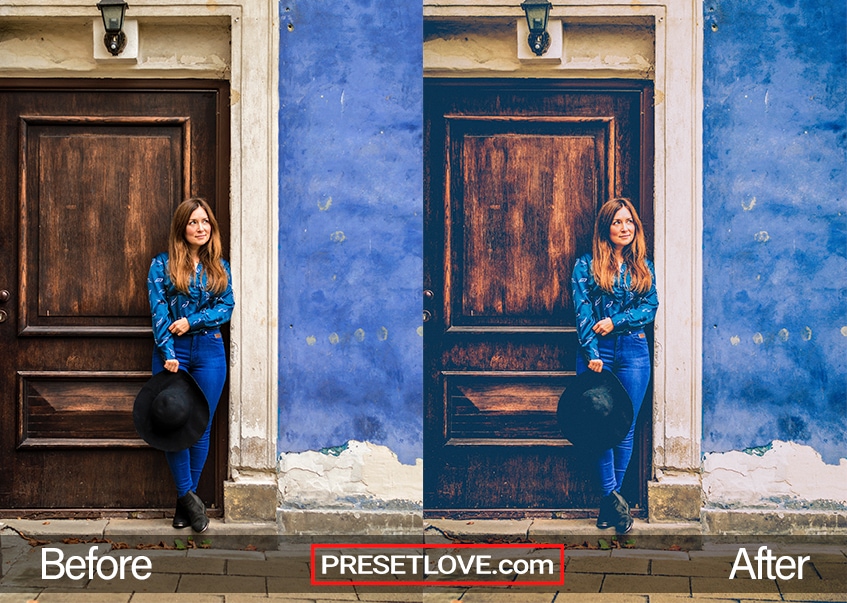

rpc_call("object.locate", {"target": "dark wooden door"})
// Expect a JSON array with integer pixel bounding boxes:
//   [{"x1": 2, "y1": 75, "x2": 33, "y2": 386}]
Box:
[
  {"x1": 424, "y1": 80, "x2": 653, "y2": 516},
  {"x1": 0, "y1": 80, "x2": 229, "y2": 514}
]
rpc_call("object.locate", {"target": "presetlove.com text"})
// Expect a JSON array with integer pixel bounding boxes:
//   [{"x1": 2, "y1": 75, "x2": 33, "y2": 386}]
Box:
[{"x1": 311, "y1": 543, "x2": 565, "y2": 586}]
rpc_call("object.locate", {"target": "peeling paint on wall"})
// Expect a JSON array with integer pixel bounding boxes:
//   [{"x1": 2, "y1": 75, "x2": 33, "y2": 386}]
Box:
[
  {"x1": 277, "y1": 441, "x2": 422, "y2": 509},
  {"x1": 703, "y1": 441, "x2": 847, "y2": 509}
]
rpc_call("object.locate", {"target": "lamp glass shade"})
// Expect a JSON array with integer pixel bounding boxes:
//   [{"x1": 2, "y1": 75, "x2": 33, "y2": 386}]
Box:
[
  {"x1": 521, "y1": 2, "x2": 551, "y2": 33},
  {"x1": 98, "y1": 1, "x2": 127, "y2": 34}
]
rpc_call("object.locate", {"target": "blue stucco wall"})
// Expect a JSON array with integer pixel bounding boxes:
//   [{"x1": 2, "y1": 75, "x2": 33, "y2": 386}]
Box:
[
  {"x1": 277, "y1": 0, "x2": 423, "y2": 464},
  {"x1": 702, "y1": 0, "x2": 847, "y2": 464}
]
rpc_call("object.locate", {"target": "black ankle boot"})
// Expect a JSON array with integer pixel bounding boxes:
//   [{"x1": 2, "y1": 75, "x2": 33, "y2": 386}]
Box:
[
  {"x1": 177, "y1": 491, "x2": 209, "y2": 533},
  {"x1": 609, "y1": 491, "x2": 633, "y2": 534},
  {"x1": 596, "y1": 493, "x2": 616, "y2": 529},
  {"x1": 172, "y1": 498, "x2": 190, "y2": 529}
]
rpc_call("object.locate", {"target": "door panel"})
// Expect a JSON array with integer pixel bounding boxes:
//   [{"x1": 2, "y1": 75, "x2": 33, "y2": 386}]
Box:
[
  {"x1": 0, "y1": 81, "x2": 229, "y2": 512},
  {"x1": 424, "y1": 80, "x2": 653, "y2": 515},
  {"x1": 449, "y1": 118, "x2": 609, "y2": 328},
  {"x1": 21, "y1": 119, "x2": 183, "y2": 334}
]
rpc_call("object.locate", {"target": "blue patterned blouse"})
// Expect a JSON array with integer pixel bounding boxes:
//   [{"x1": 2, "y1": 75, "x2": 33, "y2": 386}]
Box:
[
  {"x1": 571, "y1": 253, "x2": 659, "y2": 362},
  {"x1": 147, "y1": 252, "x2": 235, "y2": 362}
]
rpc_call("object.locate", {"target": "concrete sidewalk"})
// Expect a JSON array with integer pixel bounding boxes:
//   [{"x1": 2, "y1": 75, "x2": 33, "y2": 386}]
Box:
[{"x1": 0, "y1": 518, "x2": 845, "y2": 603}]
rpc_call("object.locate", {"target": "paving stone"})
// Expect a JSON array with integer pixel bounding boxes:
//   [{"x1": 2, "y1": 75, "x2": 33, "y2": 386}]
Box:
[
  {"x1": 0, "y1": 590, "x2": 39, "y2": 602},
  {"x1": 555, "y1": 595, "x2": 649, "y2": 602},
  {"x1": 177, "y1": 573, "x2": 267, "y2": 593},
  {"x1": 768, "y1": 546, "x2": 847, "y2": 558},
  {"x1": 777, "y1": 572, "x2": 847, "y2": 598},
  {"x1": 686, "y1": 551, "x2": 741, "y2": 561},
  {"x1": 85, "y1": 568, "x2": 179, "y2": 593},
  {"x1": 810, "y1": 561, "x2": 847, "y2": 581},
  {"x1": 779, "y1": 595, "x2": 847, "y2": 602},
  {"x1": 454, "y1": 590, "x2": 556, "y2": 602},
  {"x1": 421, "y1": 586, "x2": 466, "y2": 601},
  {"x1": 566, "y1": 556, "x2": 650, "y2": 575},
  {"x1": 265, "y1": 579, "x2": 357, "y2": 599},
  {"x1": 652, "y1": 559, "x2": 733, "y2": 578},
  {"x1": 690, "y1": 576, "x2": 781, "y2": 598},
  {"x1": 557, "y1": 570, "x2": 603, "y2": 593},
  {"x1": 228, "y1": 557, "x2": 310, "y2": 578},
  {"x1": 130, "y1": 594, "x2": 226, "y2": 602},
  {"x1": 601, "y1": 574, "x2": 690, "y2": 593},
  {"x1": 647, "y1": 595, "x2": 741, "y2": 602},
  {"x1": 263, "y1": 595, "x2": 356, "y2": 602},
  {"x1": 151, "y1": 555, "x2": 227, "y2": 575},
  {"x1": 356, "y1": 589, "x2": 430, "y2": 601},
  {"x1": 226, "y1": 596, "x2": 315, "y2": 603},
  {"x1": 27, "y1": 593, "x2": 132, "y2": 603}
]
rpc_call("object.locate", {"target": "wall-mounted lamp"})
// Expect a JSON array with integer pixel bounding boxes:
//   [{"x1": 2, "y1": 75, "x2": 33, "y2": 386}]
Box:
[
  {"x1": 97, "y1": 0, "x2": 129, "y2": 56},
  {"x1": 520, "y1": 1, "x2": 552, "y2": 56}
]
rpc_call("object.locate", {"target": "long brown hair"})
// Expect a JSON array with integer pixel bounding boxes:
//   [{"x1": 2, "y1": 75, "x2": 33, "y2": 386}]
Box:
[
  {"x1": 168, "y1": 198, "x2": 228, "y2": 294},
  {"x1": 592, "y1": 198, "x2": 652, "y2": 293}
]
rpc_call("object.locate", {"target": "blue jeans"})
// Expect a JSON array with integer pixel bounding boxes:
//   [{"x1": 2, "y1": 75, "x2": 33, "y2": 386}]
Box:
[
  {"x1": 152, "y1": 329, "x2": 227, "y2": 498},
  {"x1": 576, "y1": 330, "x2": 651, "y2": 496}
]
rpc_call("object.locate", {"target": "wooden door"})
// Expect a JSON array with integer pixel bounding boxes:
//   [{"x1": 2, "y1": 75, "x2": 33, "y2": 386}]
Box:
[
  {"x1": 424, "y1": 80, "x2": 653, "y2": 516},
  {"x1": 0, "y1": 80, "x2": 229, "y2": 514}
]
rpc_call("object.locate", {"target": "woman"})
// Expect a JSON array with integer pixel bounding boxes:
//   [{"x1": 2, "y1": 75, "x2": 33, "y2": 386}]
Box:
[
  {"x1": 147, "y1": 197, "x2": 234, "y2": 532},
  {"x1": 571, "y1": 198, "x2": 658, "y2": 533}
]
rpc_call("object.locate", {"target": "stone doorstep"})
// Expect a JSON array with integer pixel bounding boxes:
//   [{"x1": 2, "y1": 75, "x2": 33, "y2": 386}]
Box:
[
  {"x1": 7, "y1": 513, "x2": 847, "y2": 541},
  {"x1": 427, "y1": 518, "x2": 704, "y2": 552},
  {"x1": 428, "y1": 518, "x2": 701, "y2": 538},
  {"x1": 2, "y1": 518, "x2": 278, "y2": 551}
]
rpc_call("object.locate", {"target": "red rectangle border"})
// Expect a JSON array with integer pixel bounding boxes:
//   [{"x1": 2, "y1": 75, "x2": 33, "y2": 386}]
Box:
[{"x1": 310, "y1": 542, "x2": 565, "y2": 587}]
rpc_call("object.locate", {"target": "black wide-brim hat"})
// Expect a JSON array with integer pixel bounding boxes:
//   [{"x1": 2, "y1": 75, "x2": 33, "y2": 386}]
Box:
[
  {"x1": 133, "y1": 370, "x2": 209, "y2": 452},
  {"x1": 556, "y1": 369, "x2": 633, "y2": 452}
]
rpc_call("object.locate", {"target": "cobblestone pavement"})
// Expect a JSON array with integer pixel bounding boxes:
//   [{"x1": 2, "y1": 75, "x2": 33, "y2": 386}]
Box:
[{"x1": 1, "y1": 519, "x2": 844, "y2": 603}]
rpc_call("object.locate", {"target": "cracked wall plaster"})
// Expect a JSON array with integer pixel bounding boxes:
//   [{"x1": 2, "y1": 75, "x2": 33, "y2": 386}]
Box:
[
  {"x1": 277, "y1": 440, "x2": 422, "y2": 509},
  {"x1": 703, "y1": 441, "x2": 847, "y2": 509}
]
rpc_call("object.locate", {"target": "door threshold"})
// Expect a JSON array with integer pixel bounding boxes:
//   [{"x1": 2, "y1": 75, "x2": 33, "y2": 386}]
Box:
[{"x1": 0, "y1": 508, "x2": 223, "y2": 520}]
